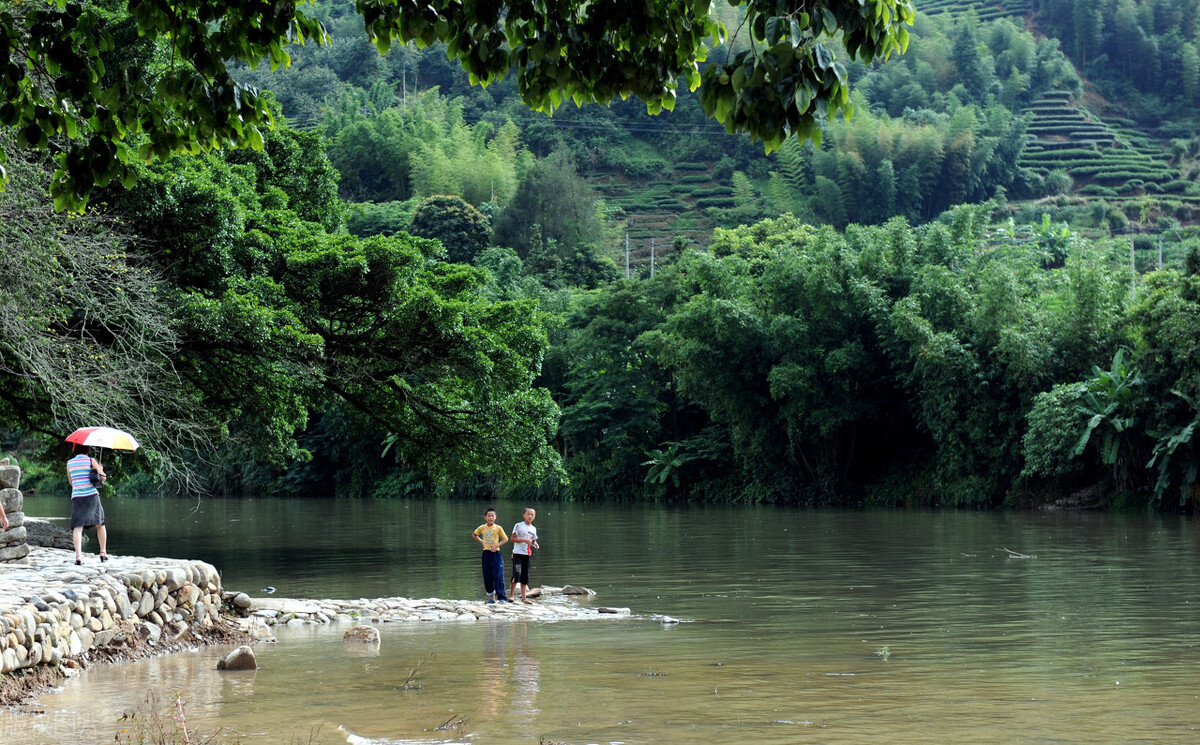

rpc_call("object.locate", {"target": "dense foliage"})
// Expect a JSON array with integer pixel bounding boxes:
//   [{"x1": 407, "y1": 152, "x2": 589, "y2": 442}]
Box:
[
  {"x1": 1036, "y1": 0, "x2": 1200, "y2": 128},
  {"x1": 1, "y1": 0, "x2": 913, "y2": 209},
  {"x1": 545, "y1": 208, "x2": 1146, "y2": 506},
  {"x1": 4, "y1": 0, "x2": 1200, "y2": 509},
  {"x1": 0, "y1": 125, "x2": 563, "y2": 492}
]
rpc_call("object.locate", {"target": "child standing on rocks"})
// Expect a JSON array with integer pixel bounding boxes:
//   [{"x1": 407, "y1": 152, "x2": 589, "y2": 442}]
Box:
[
  {"x1": 509, "y1": 507, "x2": 539, "y2": 604},
  {"x1": 472, "y1": 507, "x2": 509, "y2": 603}
]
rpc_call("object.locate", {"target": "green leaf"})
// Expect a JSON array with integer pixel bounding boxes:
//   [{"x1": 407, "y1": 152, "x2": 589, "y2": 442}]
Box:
[
  {"x1": 815, "y1": 44, "x2": 834, "y2": 69},
  {"x1": 821, "y1": 8, "x2": 836, "y2": 34},
  {"x1": 793, "y1": 85, "x2": 812, "y2": 113},
  {"x1": 765, "y1": 16, "x2": 783, "y2": 44}
]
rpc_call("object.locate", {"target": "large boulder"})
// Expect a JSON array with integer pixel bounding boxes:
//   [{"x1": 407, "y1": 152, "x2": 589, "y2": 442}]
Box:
[
  {"x1": 0, "y1": 525, "x2": 27, "y2": 547},
  {"x1": 0, "y1": 488, "x2": 21, "y2": 512},
  {"x1": 343, "y1": 625, "x2": 381, "y2": 645},
  {"x1": 24, "y1": 517, "x2": 76, "y2": 549},
  {"x1": 0, "y1": 543, "x2": 30, "y2": 561},
  {"x1": 217, "y1": 645, "x2": 258, "y2": 671},
  {"x1": 0, "y1": 465, "x2": 20, "y2": 490}
]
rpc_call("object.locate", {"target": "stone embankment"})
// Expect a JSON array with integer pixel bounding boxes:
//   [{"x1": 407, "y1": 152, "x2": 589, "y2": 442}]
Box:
[{"x1": 0, "y1": 547, "x2": 230, "y2": 679}]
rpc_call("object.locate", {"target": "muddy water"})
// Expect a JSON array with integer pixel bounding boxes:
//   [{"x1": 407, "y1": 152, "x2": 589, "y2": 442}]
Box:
[{"x1": 5, "y1": 499, "x2": 1200, "y2": 743}]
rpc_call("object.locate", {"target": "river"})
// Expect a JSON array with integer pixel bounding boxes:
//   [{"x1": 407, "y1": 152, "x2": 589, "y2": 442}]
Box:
[{"x1": 4, "y1": 497, "x2": 1200, "y2": 743}]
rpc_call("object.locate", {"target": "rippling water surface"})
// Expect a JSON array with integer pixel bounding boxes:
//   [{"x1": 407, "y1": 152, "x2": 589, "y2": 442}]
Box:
[{"x1": 6, "y1": 498, "x2": 1200, "y2": 743}]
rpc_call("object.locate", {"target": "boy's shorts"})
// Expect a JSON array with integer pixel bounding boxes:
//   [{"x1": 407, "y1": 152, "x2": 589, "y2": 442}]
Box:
[{"x1": 511, "y1": 554, "x2": 531, "y2": 585}]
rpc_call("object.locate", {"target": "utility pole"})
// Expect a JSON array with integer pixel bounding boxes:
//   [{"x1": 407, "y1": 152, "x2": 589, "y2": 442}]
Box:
[
  {"x1": 650, "y1": 237, "x2": 655, "y2": 278},
  {"x1": 625, "y1": 234, "x2": 630, "y2": 280}
]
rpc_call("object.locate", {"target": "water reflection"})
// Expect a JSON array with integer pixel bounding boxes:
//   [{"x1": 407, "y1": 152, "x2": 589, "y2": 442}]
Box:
[
  {"x1": 7, "y1": 500, "x2": 1200, "y2": 743},
  {"x1": 512, "y1": 623, "x2": 541, "y2": 721},
  {"x1": 478, "y1": 622, "x2": 507, "y2": 721}
]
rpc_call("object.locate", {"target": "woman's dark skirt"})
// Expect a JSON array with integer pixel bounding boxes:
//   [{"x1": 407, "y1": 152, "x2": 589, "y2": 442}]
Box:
[{"x1": 70, "y1": 494, "x2": 105, "y2": 529}]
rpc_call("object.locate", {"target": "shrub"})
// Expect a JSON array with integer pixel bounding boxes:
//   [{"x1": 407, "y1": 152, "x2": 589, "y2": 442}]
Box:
[
  {"x1": 694, "y1": 196, "x2": 736, "y2": 208},
  {"x1": 605, "y1": 150, "x2": 667, "y2": 179},
  {"x1": 409, "y1": 195, "x2": 490, "y2": 264},
  {"x1": 690, "y1": 186, "x2": 734, "y2": 198},
  {"x1": 1022, "y1": 383, "x2": 1088, "y2": 479},
  {"x1": 1044, "y1": 169, "x2": 1073, "y2": 195},
  {"x1": 679, "y1": 173, "x2": 711, "y2": 184},
  {"x1": 712, "y1": 155, "x2": 735, "y2": 183},
  {"x1": 345, "y1": 200, "x2": 415, "y2": 238}
]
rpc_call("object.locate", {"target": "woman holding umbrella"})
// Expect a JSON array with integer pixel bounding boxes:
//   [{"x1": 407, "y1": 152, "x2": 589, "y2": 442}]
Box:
[
  {"x1": 67, "y1": 449, "x2": 108, "y2": 564},
  {"x1": 64, "y1": 426, "x2": 138, "y2": 564}
]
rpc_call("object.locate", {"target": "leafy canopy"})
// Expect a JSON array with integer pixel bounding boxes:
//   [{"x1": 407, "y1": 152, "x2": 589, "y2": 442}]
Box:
[{"x1": 2, "y1": 0, "x2": 913, "y2": 210}]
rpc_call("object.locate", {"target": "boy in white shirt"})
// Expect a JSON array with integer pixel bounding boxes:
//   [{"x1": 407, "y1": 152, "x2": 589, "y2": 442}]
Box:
[{"x1": 509, "y1": 508, "x2": 540, "y2": 604}]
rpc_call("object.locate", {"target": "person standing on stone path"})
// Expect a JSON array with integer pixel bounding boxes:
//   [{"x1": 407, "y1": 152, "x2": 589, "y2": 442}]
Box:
[
  {"x1": 472, "y1": 507, "x2": 509, "y2": 603},
  {"x1": 509, "y1": 507, "x2": 540, "y2": 604},
  {"x1": 67, "y1": 449, "x2": 108, "y2": 565}
]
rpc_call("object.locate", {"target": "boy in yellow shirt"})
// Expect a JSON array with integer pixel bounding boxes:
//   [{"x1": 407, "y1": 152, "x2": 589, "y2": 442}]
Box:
[{"x1": 472, "y1": 508, "x2": 509, "y2": 603}]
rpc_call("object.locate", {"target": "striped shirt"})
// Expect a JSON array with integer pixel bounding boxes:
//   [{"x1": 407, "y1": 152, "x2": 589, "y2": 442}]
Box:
[{"x1": 68, "y1": 454, "x2": 99, "y2": 498}]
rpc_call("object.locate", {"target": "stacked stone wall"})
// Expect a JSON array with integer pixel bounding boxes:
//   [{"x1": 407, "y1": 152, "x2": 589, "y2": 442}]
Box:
[
  {"x1": 0, "y1": 462, "x2": 30, "y2": 562},
  {"x1": 0, "y1": 555, "x2": 225, "y2": 674}
]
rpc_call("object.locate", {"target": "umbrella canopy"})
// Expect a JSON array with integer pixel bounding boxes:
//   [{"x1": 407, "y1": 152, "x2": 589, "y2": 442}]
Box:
[{"x1": 65, "y1": 426, "x2": 140, "y2": 451}]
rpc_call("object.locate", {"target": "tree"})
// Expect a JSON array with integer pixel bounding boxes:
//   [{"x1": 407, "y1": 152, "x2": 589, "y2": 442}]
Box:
[
  {"x1": 1182, "y1": 42, "x2": 1200, "y2": 103},
  {"x1": 492, "y1": 151, "x2": 604, "y2": 259},
  {"x1": 408, "y1": 194, "x2": 490, "y2": 264},
  {"x1": 100, "y1": 124, "x2": 563, "y2": 484},
  {"x1": 2, "y1": 0, "x2": 914, "y2": 210},
  {"x1": 0, "y1": 135, "x2": 223, "y2": 481}
]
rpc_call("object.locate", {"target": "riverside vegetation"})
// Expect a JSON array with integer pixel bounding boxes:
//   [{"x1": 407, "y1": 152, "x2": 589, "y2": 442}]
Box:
[{"x1": 1, "y1": 0, "x2": 1199, "y2": 510}]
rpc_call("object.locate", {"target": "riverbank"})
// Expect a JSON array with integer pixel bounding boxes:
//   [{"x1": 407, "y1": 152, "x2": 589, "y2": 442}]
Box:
[
  {"x1": 0, "y1": 545, "x2": 241, "y2": 706},
  {"x1": 1, "y1": 544, "x2": 637, "y2": 708}
]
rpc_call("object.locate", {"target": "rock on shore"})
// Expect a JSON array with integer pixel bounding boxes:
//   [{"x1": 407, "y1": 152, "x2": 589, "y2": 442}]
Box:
[{"x1": 22, "y1": 518, "x2": 75, "y2": 550}]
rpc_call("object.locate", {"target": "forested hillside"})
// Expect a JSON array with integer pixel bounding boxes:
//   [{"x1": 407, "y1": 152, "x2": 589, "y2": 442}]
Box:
[{"x1": 3, "y1": 0, "x2": 1200, "y2": 509}]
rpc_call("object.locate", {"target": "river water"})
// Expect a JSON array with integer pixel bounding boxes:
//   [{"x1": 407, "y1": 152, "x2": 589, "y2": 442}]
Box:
[{"x1": 5, "y1": 497, "x2": 1200, "y2": 744}]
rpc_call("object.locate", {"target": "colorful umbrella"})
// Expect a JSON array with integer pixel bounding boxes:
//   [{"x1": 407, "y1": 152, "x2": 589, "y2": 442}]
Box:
[{"x1": 65, "y1": 426, "x2": 141, "y2": 451}]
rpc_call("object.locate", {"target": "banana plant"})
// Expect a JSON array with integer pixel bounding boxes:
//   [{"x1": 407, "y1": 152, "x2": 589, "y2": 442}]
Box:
[
  {"x1": 1073, "y1": 348, "x2": 1145, "y2": 485},
  {"x1": 1148, "y1": 390, "x2": 1200, "y2": 508}
]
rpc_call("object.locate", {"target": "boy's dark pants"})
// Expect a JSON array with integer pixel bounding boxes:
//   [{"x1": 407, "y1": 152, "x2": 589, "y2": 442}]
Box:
[{"x1": 481, "y1": 550, "x2": 506, "y2": 599}]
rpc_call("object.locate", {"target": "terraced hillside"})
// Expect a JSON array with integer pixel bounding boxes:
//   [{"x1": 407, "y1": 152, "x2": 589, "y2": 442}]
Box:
[
  {"x1": 589, "y1": 162, "x2": 728, "y2": 273},
  {"x1": 1019, "y1": 91, "x2": 1184, "y2": 198},
  {"x1": 919, "y1": 0, "x2": 1028, "y2": 21}
]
